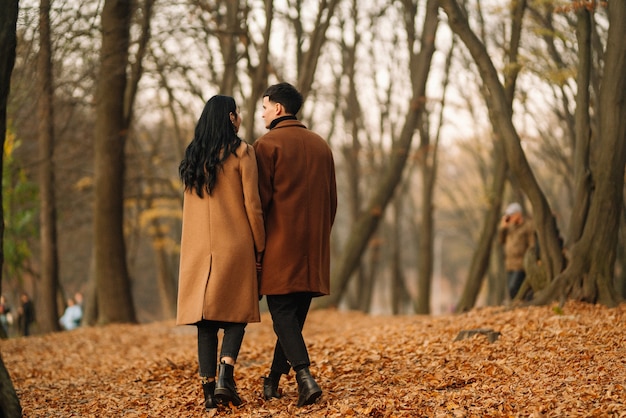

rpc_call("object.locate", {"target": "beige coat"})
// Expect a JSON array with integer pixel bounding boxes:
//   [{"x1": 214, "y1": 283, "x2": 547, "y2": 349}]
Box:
[
  {"x1": 253, "y1": 119, "x2": 337, "y2": 296},
  {"x1": 176, "y1": 142, "x2": 265, "y2": 325},
  {"x1": 498, "y1": 218, "x2": 535, "y2": 271}
]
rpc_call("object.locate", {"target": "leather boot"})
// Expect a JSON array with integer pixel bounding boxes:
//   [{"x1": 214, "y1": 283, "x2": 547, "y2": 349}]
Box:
[
  {"x1": 262, "y1": 374, "x2": 281, "y2": 400},
  {"x1": 295, "y1": 367, "x2": 322, "y2": 407},
  {"x1": 214, "y1": 362, "x2": 242, "y2": 406},
  {"x1": 201, "y1": 381, "x2": 217, "y2": 410}
]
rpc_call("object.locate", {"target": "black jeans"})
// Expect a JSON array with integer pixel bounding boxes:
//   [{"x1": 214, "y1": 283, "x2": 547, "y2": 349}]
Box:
[
  {"x1": 507, "y1": 270, "x2": 526, "y2": 299},
  {"x1": 196, "y1": 320, "x2": 246, "y2": 379},
  {"x1": 266, "y1": 292, "x2": 313, "y2": 375}
]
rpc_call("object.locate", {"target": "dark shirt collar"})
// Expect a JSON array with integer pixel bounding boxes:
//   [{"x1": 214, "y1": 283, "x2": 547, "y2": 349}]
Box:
[{"x1": 269, "y1": 115, "x2": 298, "y2": 130}]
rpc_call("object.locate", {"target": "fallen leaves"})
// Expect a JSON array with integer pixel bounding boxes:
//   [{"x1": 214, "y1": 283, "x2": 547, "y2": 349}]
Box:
[{"x1": 2, "y1": 301, "x2": 625, "y2": 417}]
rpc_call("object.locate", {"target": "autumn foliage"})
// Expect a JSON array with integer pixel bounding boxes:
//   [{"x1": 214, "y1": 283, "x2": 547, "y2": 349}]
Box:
[{"x1": 3, "y1": 301, "x2": 625, "y2": 417}]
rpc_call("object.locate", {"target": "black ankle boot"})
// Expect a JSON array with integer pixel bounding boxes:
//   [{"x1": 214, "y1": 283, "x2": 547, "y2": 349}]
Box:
[
  {"x1": 262, "y1": 373, "x2": 281, "y2": 400},
  {"x1": 295, "y1": 367, "x2": 322, "y2": 407},
  {"x1": 201, "y1": 381, "x2": 216, "y2": 410},
  {"x1": 214, "y1": 362, "x2": 242, "y2": 406}
]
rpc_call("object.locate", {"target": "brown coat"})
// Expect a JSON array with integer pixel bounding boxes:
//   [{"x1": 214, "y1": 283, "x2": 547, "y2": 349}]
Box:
[
  {"x1": 176, "y1": 142, "x2": 265, "y2": 325},
  {"x1": 253, "y1": 119, "x2": 337, "y2": 296}
]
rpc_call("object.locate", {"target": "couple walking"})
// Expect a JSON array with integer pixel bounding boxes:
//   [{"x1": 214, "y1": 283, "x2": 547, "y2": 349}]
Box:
[{"x1": 176, "y1": 82, "x2": 338, "y2": 411}]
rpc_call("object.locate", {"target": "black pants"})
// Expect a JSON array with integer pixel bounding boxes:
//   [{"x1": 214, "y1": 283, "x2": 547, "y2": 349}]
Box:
[
  {"x1": 266, "y1": 293, "x2": 313, "y2": 375},
  {"x1": 196, "y1": 320, "x2": 246, "y2": 379},
  {"x1": 507, "y1": 270, "x2": 526, "y2": 299}
]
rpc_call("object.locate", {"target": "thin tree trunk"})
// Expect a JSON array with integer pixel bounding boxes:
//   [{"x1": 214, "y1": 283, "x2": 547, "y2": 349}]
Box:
[
  {"x1": 124, "y1": 0, "x2": 153, "y2": 127},
  {"x1": 391, "y1": 196, "x2": 404, "y2": 315},
  {"x1": 218, "y1": 0, "x2": 239, "y2": 95},
  {"x1": 0, "y1": 0, "x2": 23, "y2": 414},
  {"x1": 37, "y1": 0, "x2": 61, "y2": 334},
  {"x1": 567, "y1": 6, "x2": 592, "y2": 246},
  {"x1": 296, "y1": 0, "x2": 341, "y2": 100},
  {"x1": 321, "y1": 0, "x2": 440, "y2": 308},
  {"x1": 415, "y1": 121, "x2": 435, "y2": 314},
  {"x1": 414, "y1": 17, "x2": 453, "y2": 314},
  {"x1": 242, "y1": 0, "x2": 272, "y2": 143},
  {"x1": 152, "y1": 222, "x2": 177, "y2": 319},
  {"x1": 94, "y1": 0, "x2": 136, "y2": 324},
  {"x1": 456, "y1": 0, "x2": 525, "y2": 312}
]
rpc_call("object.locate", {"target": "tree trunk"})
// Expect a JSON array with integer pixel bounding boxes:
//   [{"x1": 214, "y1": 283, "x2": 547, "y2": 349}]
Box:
[
  {"x1": 414, "y1": 20, "x2": 453, "y2": 314},
  {"x1": 321, "y1": 0, "x2": 440, "y2": 308},
  {"x1": 441, "y1": 0, "x2": 564, "y2": 286},
  {"x1": 0, "y1": 0, "x2": 23, "y2": 414},
  {"x1": 358, "y1": 238, "x2": 378, "y2": 313},
  {"x1": 391, "y1": 196, "x2": 406, "y2": 314},
  {"x1": 124, "y1": 0, "x2": 153, "y2": 127},
  {"x1": 537, "y1": 1, "x2": 626, "y2": 306},
  {"x1": 152, "y1": 219, "x2": 177, "y2": 319},
  {"x1": 218, "y1": 0, "x2": 240, "y2": 95},
  {"x1": 37, "y1": 0, "x2": 61, "y2": 334},
  {"x1": 242, "y1": 0, "x2": 273, "y2": 143},
  {"x1": 415, "y1": 122, "x2": 435, "y2": 314},
  {"x1": 456, "y1": 0, "x2": 525, "y2": 312},
  {"x1": 567, "y1": 6, "x2": 592, "y2": 246},
  {"x1": 94, "y1": 0, "x2": 136, "y2": 324}
]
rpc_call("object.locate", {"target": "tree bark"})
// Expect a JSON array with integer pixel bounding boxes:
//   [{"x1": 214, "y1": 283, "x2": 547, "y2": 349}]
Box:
[
  {"x1": 218, "y1": 0, "x2": 240, "y2": 95},
  {"x1": 242, "y1": 0, "x2": 273, "y2": 143},
  {"x1": 537, "y1": 1, "x2": 626, "y2": 306},
  {"x1": 37, "y1": 0, "x2": 61, "y2": 334},
  {"x1": 0, "y1": 0, "x2": 23, "y2": 414},
  {"x1": 94, "y1": 0, "x2": 137, "y2": 324},
  {"x1": 567, "y1": 6, "x2": 592, "y2": 246}
]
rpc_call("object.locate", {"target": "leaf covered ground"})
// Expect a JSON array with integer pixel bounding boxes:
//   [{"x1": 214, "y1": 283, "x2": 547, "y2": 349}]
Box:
[{"x1": 3, "y1": 301, "x2": 626, "y2": 417}]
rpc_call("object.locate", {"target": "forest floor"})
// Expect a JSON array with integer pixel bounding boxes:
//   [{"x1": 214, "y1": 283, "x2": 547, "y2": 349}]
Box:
[{"x1": 2, "y1": 301, "x2": 626, "y2": 417}]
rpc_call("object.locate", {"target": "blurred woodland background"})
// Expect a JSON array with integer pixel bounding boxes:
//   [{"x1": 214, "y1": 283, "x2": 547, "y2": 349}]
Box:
[{"x1": 1, "y1": 0, "x2": 625, "y2": 336}]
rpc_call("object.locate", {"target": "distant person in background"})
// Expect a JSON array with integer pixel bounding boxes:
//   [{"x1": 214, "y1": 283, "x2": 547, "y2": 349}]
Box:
[
  {"x1": 59, "y1": 297, "x2": 83, "y2": 331},
  {"x1": 498, "y1": 202, "x2": 535, "y2": 300},
  {"x1": 17, "y1": 292, "x2": 35, "y2": 336},
  {"x1": 254, "y1": 82, "x2": 337, "y2": 407},
  {"x1": 0, "y1": 295, "x2": 11, "y2": 337},
  {"x1": 176, "y1": 95, "x2": 265, "y2": 410}
]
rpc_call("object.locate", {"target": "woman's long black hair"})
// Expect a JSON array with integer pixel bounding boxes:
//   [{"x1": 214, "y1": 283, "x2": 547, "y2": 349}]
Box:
[{"x1": 179, "y1": 95, "x2": 241, "y2": 196}]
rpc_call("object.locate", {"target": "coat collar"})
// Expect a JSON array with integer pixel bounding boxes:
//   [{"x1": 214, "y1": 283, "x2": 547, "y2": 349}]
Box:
[{"x1": 269, "y1": 115, "x2": 300, "y2": 130}]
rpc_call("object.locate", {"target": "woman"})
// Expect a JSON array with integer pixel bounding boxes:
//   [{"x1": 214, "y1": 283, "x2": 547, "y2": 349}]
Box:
[{"x1": 177, "y1": 95, "x2": 265, "y2": 410}]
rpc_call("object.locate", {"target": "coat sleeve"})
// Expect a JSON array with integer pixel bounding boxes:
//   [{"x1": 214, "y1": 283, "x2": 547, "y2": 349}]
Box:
[{"x1": 241, "y1": 145, "x2": 266, "y2": 253}]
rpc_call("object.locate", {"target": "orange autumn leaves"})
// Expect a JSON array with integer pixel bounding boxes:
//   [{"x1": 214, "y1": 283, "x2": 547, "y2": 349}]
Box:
[{"x1": 3, "y1": 301, "x2": 625, "y2": 417}]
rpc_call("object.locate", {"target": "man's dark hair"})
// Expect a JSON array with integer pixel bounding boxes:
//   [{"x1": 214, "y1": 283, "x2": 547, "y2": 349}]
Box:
[{"x1": 263, "y1": 82, "x2": 303, "y2": 115}]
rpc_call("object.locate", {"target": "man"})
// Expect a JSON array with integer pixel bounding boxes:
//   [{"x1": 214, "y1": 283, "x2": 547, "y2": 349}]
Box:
[
  {"x1": 497, "y1": 202, "x2": 535, "y2": 300},
  {"x1": 253, "y1": 82, "x2": 337, "y2": 407},
  {"x1": 17, "y1": 292, "x2": 35, "y2": 336}
]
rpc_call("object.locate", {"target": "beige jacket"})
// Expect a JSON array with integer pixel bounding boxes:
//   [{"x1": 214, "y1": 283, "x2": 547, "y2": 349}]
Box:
[
  {"x1": 498, "y1": 218, "x2": 535, "y2": 271},
  {"x1": 176, "y1": 142, "x2": 265, "y2": 325}
]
